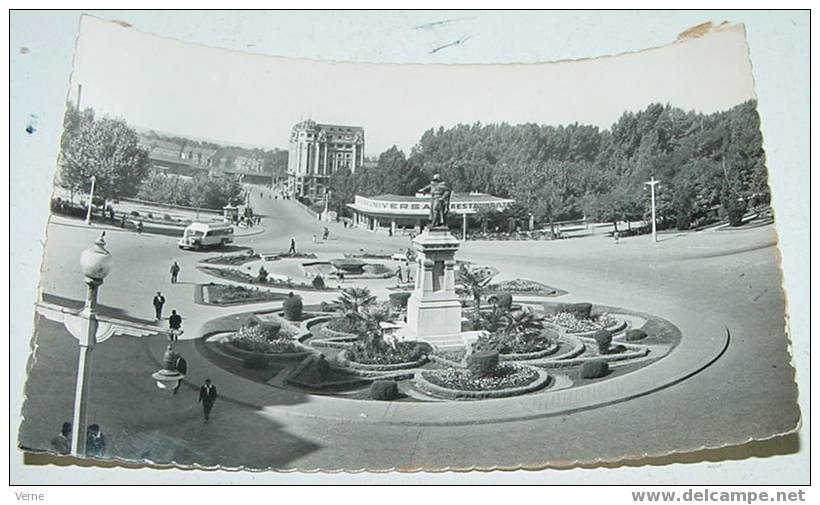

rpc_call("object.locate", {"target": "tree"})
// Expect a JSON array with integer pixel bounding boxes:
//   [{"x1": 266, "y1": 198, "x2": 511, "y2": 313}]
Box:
[
  {"x1": 189, "y1": 173, "x2": 245, "y2": 209},
  {"x1": 59, "y1": 115, "x2": 150, "y2": 202}
]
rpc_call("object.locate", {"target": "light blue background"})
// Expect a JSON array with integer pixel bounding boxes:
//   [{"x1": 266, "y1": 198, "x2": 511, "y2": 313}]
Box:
[{"x1": 10, "y1": 10, "x2": 810, "y2": 484}]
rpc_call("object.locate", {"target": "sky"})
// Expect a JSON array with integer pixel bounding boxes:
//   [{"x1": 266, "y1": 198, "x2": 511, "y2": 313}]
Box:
[{"x1": 70, "y1": 16, "x2": 756, "y2": 156}]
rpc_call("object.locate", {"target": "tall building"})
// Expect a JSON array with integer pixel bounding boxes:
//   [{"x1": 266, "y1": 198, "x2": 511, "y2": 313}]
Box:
[{"x1": 287, "y1": 119, "x2": 365, "y2": 198}]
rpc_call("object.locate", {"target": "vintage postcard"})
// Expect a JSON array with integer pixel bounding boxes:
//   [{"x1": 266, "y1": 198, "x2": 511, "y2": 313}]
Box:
[{"x1": 17, "y1": 15, "x2": 799, "y2": 472}]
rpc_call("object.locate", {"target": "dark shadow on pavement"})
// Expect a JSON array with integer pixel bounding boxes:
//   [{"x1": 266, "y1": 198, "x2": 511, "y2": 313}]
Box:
[
  {"x1": 18, "y1": 316, "x2": 321, "y2": 471},
  {"x1": 41, "y1": 293, "x2": 158, "y2": 326}
]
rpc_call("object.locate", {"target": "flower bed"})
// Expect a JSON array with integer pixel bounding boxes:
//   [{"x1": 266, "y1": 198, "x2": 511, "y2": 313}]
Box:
[
  {"x1": 545, "y1": 311, "x2": 620, "y2": 333},
  {"x1": 471, "y1": 331, "x2": 558, "y2": 357},
  {"x1": 201, "y1": 284, "x2": 289, "y2": 306},
  {"x1": 197, "y1": 265, "x2": 338, "y2": 291},
  {"x1": 201, "y1": 251, "x2": 258, "y2": 266},
  {"x1": 487, "y1": 278, "x2": 563, "y2": 296},
  {"x1": 344, "y1": 341, "x2": 431, "y2": 367},
  {"x1": 415, "y1": 365, "x2": 550, "y2": 400},
  {"x1": 423, "y1": 363, "x2": 538, "y2": 391}
]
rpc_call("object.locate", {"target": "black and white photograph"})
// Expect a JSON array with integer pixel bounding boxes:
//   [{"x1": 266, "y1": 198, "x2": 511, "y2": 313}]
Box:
[{"x1": 10, "y1": 10, "x2": 808, "y2": 484}]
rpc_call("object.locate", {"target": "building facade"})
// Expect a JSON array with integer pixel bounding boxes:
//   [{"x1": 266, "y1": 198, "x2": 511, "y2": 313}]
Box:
[
  {"x1": 347, "y1": 192, "x2": 515, "y2": 235},
  {"x1": 287, "y1": 120, "x2": 365, "y2": 198}
]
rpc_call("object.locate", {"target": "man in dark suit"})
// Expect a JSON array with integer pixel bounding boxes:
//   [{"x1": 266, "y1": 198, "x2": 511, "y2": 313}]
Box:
[
  {"x1": 152, "y1": 292, "x2": 166, "y2": 320},
  {"x1": 198, "y1": 379, "x2": 218, "y2": 422},
  {"x1": 168, "y1": 309, "x2": 182, "y2": 341}
]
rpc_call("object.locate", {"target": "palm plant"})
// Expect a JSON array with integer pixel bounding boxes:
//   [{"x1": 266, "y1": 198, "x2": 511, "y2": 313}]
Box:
[
  {"x1": 457, "y1": 265, "x2": 492, "y2": 323},
  {"x1": 500, "y1": 308, "x2": 546, "y2": 346},
  {"x1": 335, "y1": 287, "x2": 376, "y2": 318},
  {"x1": 357, "y1": 305, "x2": 394, "y2": 350}
]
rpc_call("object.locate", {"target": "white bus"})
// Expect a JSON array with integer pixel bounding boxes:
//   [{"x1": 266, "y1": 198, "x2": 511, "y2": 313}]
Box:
[{"x1": 178, "y1": 222, "x2": 234, "y2": 250}]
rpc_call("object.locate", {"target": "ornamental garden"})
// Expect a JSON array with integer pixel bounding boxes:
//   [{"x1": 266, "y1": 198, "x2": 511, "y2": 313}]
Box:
[{"x1": 193, "y1": 248, "x2": 681, "y2": 402}]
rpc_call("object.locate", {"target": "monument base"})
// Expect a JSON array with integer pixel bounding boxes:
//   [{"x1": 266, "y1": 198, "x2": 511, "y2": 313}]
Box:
[{"x1": 406, "y1": 295, "x2": 462, "y2": 337}]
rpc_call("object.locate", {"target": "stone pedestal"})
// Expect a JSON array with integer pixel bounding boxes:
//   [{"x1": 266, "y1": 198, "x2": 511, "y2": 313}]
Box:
[{"x1": 406, "y1": 227, "x2": 463, "y2": 344}]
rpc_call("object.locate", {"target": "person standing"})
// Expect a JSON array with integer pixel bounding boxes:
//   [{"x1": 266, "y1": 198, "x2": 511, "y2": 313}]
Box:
[
  {"x1": 198, "y1": 379, "x2": 218, "y2": 422},
  {"x1": 613, "y1": 230, "x2": 620, "y2": 245},
  {"x1": 168, "y1": 309, "x2": 182, "y2": 341},
  {"x1": 152, "y1": 291, "x2": 166, "y2": 320},
  {"x1": 170, "y1": 261, "x2": 180, "y2": 283},
  {"x1": 173, "y1": 353, "x2": 187, "y2": 395},
  {"x1": 85, "y1": 424, "x2": 107, "y2": 458},
  {"x1": 396, "y1": 265, "x2": 404, "y2": 283},
  {"x1": 50, "y1": 422, "x2": 72, "y2": 455},
  {"x1": 288, "y1": 237, "x2": 297, "y2": 254}
]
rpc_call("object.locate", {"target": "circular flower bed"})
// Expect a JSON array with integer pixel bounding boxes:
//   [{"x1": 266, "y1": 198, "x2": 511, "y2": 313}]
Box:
[
  {"x1": 423, "y1": 363, "x2": 538, "y2": 391},
  {"x1": 226, "y1": 320, "x2": 304, "y2": 354},
  {"x1": 415, "y1": 364, "x2": 550, "y2": 400},
  {"x1": 471, "y1": 330, "x2": 558, "y2": 357},
  {"x1": 345, "y1": 341, "x2": 429, "y2": 366},
  {"x1": 545, "y1": 311, "x2": 620, "y2": 333}
]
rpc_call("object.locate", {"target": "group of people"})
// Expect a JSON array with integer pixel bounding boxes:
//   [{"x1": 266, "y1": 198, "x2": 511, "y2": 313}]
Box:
[
  {"x1": 50, "y1": 421, "x2": 107, "y2": 457},
  {"x1": 152, "y1": 261, "x2": 184, "y2": 340}
]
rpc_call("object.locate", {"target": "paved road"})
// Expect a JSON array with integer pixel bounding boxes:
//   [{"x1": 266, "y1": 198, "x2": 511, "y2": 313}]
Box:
[{"x1": 20, "y1": 188, "x2": 800, "y2": 475}]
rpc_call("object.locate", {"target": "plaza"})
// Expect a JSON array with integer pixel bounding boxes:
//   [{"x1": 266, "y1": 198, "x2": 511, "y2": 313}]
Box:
[{"x1": 18, "y1": 187, "x2": 798, "y2": 470}]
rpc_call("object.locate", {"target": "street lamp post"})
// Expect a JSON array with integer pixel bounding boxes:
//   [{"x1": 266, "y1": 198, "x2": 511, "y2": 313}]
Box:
[
  {"x1": 71, "y1": 233, "x2": 113, "y2": 456},
  {"x1": 84, "y1": 175, "x2": 97, "y2": 225},
  {"x1": 645, "y1": 176, "x2": 661, "y2": 243}
]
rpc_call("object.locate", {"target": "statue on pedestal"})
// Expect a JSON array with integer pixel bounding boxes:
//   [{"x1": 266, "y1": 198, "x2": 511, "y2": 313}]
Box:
[{"x1": 419, "y1": 174, "x2": 452, "y2": 228}]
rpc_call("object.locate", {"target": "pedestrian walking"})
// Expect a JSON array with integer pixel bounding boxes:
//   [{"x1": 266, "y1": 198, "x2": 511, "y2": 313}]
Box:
[
  {"x1": 50, "y1": 422, "x2": 72, "y2": 455},
  {"x1": 338, "y1": 271, "x2": 345, "y2": 283},
  {"x1": 168, "y1": 309, "x2": 182, "y2": 341},
  {"x1": 173, "y1": 353, "x2": 187, "y2": 395},
  {"x1": 613, "y1": 230, "x2": 620, "y2": 245},
  {"x1": 396, "y1": 265, "x2": 404, "y2": 283},
  {"x1": 288, "y1": 237, "x2": 297, "y2": 254},
  {"x1": 136, "y1": 220, "x2": 144, "y2": 234},
  {"x1": 198, "y1": 379, "x2": 218, "y2": 422},
  {"x1": 312, "y1": 234, "x2": 317, "y2": 243},
  {"x1": 120, "y1": 214, "x2": 126, "y2": 228},
  {"x1": 170, "y1": 261, "x2": 180, "y2": 283},
  {"x1": 152, "y1": 291, "x2": 166, "y2": 320},
  {"x1": 85, "y1": 424, "x2": 107, "y2": 458}
]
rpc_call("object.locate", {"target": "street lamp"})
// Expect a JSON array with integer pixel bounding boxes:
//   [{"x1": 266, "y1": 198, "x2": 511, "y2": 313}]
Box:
[
  {"x1": 152, "y1": 345, "x2": 186, "y2": 391},
  {"x1": 70, "y1": 232, "x2": 113, "y2": 456},
  {"x1": 644, "y1": 176, "x2": 661, "y2": 243},
  {"x1": 84, "y1": 175, "x2": 97, "y2": 225}
]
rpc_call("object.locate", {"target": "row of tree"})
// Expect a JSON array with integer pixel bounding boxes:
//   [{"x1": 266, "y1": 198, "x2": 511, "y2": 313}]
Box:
[
  {"x1": 135, "y1": 171, "x2": 246, "y2": 210},
  {"x1": 327, "y1": 100, "x2": 768, "y2": 230},
  {"x1": 58, "y1": 105, "x2": 246, "y2": 210}
]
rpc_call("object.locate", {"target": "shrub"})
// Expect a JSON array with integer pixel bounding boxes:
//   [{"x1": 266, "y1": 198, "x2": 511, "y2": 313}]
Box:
[
  {"x1": 130, "y1": 210, "x2": 140, "y2": 217},
  {"x1": 258, "y1": 266, "x2": 269, "y2": 283},
  {"x1": 579, "y1": 360, "x2": 609, "y2": 379},
  {"x1": 242, "y1": 355, "x2": 270, "y2": 370},
  {"x1": 370, "y1": 380, "x2": 400, "y2": 401},
  {"x1": 147, "y1": 212, "x2": 154, "y2": 219},
  {"x1": 494, "y1": 293, "x2": 513, "y2": 311},
  {"x1": 283, "y1": 292, "x2": 303, "y2": 321},
  {"x1": 320, "y1": 301, "x2": 333, "y2": 312},
  {"x1": 593, "y1": 329, "x2": 613, "y2": 354},
  {"x1": 624, "y1": 329, "x2": 647, "y2": 342},
  {"x1": 163, "y1": 214, "x2": 173, "y2": 221},
  {"x1": 312, "y1": 274, "x2": 326, "y2": 289},
  {"x1": 562, "y1": 302, "x2": 592, "y2": 319},
  {"x1": 466, "y1": 350, "x2": 499, "y2": 377},
  {"x1": 389, "y1": 292, "x2": 411, "y2": 309}
]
